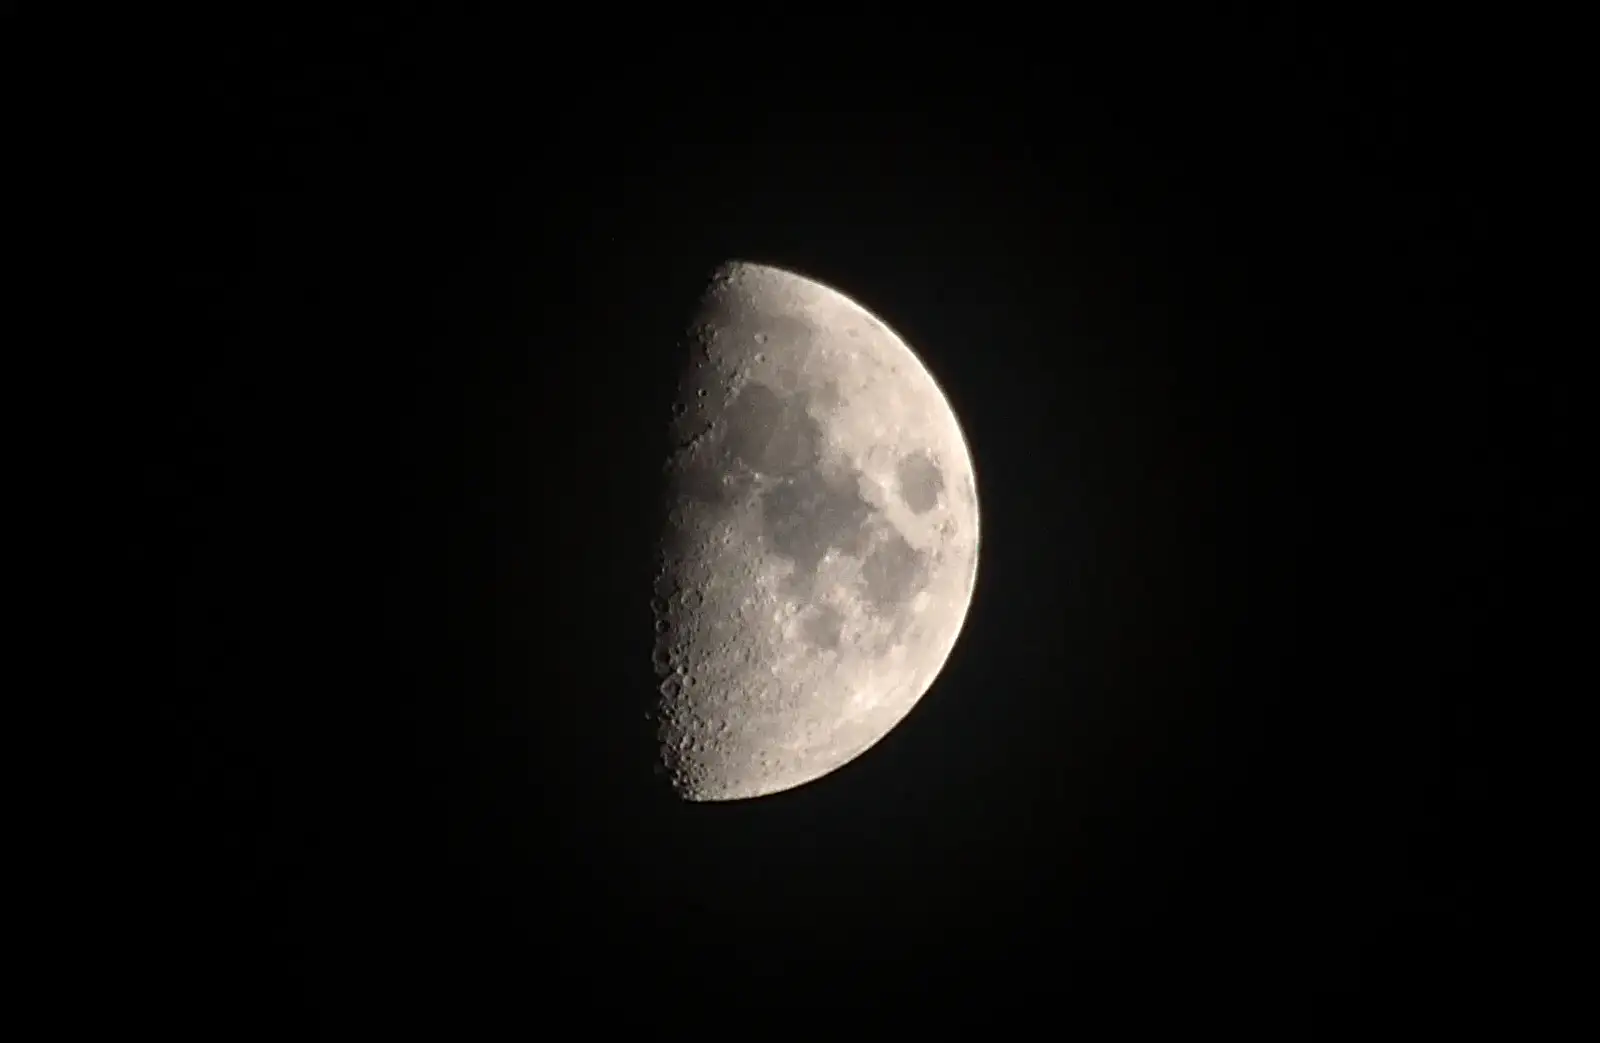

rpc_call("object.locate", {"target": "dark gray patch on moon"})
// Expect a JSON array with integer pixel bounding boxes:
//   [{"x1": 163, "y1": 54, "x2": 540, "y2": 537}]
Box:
[
  {"x1": 895, "y1": 450, "x2": 944, "y2": 514},
  {"x1": 674, "y1": 456, "x2": 731, "y2": 507},
  {"x1": 722, "y1": 383, "x2": 816, "y2": 477},
  {"x1": 801, "y1": 605, "x2": 845, "y2": 650},
  {"x1": 860, "y1": 530, "x2": 928, "y2": 615},
  {"x1": 761, "y1": 473, "x2": 873, "y2": 594}
]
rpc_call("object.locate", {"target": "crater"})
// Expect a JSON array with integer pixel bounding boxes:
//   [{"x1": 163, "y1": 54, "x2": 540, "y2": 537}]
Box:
[{"x1": 896, "y1": 450, "x2": 944, "y2": 514}]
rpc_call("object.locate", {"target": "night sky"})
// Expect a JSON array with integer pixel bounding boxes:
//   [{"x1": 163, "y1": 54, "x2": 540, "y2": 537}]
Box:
[{"x1": 155, "y1": 16, "x2": 1497, "y2": 1024}]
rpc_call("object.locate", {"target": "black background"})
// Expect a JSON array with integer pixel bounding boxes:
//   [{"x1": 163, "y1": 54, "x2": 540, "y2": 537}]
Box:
[{"x1": 153, "y1": 15, "x2": 1497, "y2": 1024}]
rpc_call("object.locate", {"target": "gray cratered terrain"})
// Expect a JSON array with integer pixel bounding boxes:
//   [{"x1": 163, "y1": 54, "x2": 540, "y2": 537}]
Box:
[{"x1": 651, "y1": 261, "x2": 981, "y2": 801}]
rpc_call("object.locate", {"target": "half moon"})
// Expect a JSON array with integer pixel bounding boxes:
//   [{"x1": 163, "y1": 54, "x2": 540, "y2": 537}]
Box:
[{"x1": 651, "y1": 260, "x2": 980, "y2": 801}]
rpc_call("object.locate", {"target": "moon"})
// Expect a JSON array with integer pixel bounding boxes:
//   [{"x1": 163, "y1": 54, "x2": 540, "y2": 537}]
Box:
[{"x1": 651, "y1": 260, "x2": 980, "y2": 802}]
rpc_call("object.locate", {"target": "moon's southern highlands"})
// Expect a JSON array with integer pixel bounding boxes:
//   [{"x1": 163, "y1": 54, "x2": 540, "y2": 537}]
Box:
[{"x1": 651, "y1": 260, "x2": 980, "y2": 802}]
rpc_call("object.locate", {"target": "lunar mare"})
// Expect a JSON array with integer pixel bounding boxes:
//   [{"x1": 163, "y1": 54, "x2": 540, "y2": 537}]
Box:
[{"x1": 652, "y1": 261, "x2": 980, "y2": 801}]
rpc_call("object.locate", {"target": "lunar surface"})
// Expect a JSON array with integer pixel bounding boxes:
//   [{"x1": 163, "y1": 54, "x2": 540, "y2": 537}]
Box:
[{"x1": 651, "y1": 260, "x2": 980, "y2": 802}]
